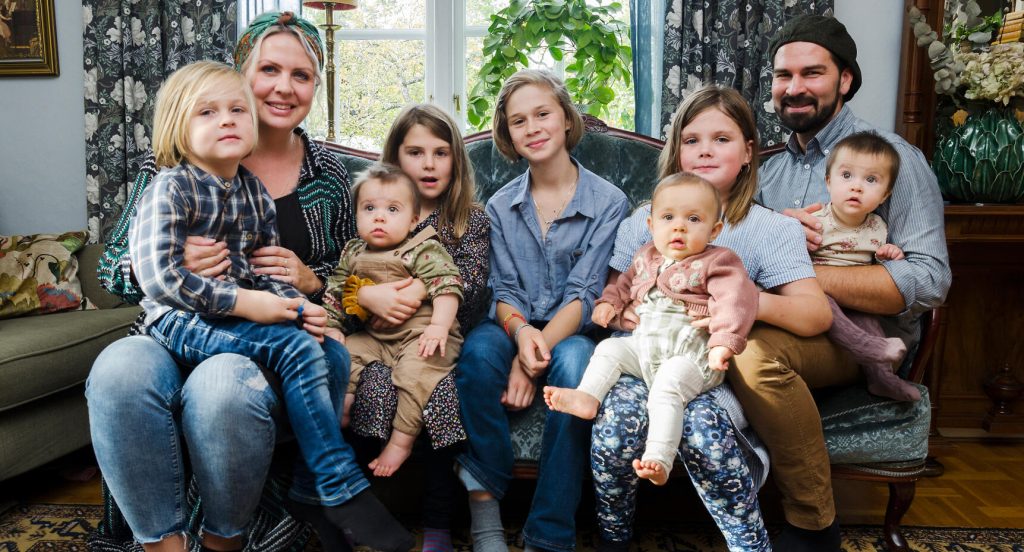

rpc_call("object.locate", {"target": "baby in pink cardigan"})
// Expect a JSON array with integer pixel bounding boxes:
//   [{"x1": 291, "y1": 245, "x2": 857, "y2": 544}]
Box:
[{"x1": 544, "y1": 173, "x2": 758, "y2": 485}]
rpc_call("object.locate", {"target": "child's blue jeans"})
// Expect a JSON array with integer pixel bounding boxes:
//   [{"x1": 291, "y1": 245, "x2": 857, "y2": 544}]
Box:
[{"x1": 149, "y1": 310, "x2": 363, "y2": 506}]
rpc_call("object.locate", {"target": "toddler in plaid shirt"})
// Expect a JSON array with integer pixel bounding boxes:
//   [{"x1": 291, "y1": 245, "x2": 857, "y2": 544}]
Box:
[
  {"x1": 544, "y1": 173, "x2": 758, "y2": 485},
  {"x1": 128, "y1": 61, "x2": 413, "y2": 551}
]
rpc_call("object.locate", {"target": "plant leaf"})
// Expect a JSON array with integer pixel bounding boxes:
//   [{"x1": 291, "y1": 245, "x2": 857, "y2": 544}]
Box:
[
  {"x1": 550, "y1": 46, "x2": 563, "y2": 61},
  {"x1": 594, "y1": 85, "x2": 615, "y2": 104}
]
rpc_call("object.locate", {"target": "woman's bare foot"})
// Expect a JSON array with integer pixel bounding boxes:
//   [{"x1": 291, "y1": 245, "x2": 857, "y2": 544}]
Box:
[
  {"x1": 633, "y1": 458, "x2": 669, "y2": 486},
  {"x1": 368, "y1": 430, "x2": 415, "y2": 477},
  {"x1": 542, "y1": 386, "x2": 600, "y2": 420}
]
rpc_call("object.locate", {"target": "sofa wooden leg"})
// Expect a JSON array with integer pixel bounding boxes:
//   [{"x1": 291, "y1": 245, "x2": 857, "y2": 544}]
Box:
[
  {"x1": 884, "y1": 481, "x2": 915, "y2": 551},
  {"x1": 923, "y1": 456, "x2": 945, "y2": 477}
]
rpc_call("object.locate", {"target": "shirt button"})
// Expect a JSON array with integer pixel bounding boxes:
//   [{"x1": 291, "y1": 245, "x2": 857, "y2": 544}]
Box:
[
  {"x1": 803, "y1": 164, "x2": 810, "y2": 169},
  {"x1": 823, "y1": 149, "x2": 829, "y2": 154},
  {"x1": 793, "y1": 200, "x2": 800, "y2": 206}
]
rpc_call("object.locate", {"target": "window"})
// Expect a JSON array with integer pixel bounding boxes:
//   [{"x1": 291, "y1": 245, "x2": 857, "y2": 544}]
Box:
[{"x1": 238, "y1": 1, "x2": 633, "y2": 149}]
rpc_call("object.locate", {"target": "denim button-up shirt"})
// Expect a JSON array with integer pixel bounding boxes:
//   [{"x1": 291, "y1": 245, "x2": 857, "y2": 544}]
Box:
[
  {"x1": 486, "y1": 160, "x2": 630, "y2": 333},
  {"x1": 757, "y1": 105, "x2": 951, "y2": 340}
]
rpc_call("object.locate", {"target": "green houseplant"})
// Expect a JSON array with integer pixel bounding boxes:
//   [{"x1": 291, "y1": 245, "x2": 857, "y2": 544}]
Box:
[
  {"x1": 467, "y1": 0, "x2": 632, "y2": 129},
  {"x1": 907, "y1": 1, "x2": 1024, "y2": 203}
]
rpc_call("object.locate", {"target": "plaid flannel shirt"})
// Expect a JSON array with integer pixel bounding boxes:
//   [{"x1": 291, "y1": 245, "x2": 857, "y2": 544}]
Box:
[{"x1": 130, "y1": 162, "x2": 303, "y2": 327}]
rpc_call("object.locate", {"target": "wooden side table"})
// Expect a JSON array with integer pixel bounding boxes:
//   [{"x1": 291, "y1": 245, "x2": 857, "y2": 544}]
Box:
[{"x1": 938, "y1": 205, "x2": 1024, "y2": 433}]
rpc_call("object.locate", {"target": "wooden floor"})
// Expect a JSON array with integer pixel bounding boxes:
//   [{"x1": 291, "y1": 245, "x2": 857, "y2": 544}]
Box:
[{"x1": 3, "y1": 439, "x2": 1023, "y2": 529}]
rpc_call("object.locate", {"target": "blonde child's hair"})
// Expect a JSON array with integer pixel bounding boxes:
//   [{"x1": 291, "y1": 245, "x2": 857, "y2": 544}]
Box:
[
  {"x1": 825, "y1": 131, "x2": 901, "y2": 194},
  {"x1": 658, "y1": 85, "x2": 759, "y2": 225},
  {"x1": 382, "y1": 103, "x2": 479, "y2": 239},
  {"x1": 152, "y1": 61, "x2": 258, "y2": 169},
  {"x1": 492, "y1": 69, "x2": 584, "y2": 162},
  {"x1": 651, "y1": 172, "x2": 723, "y2": 222},
  {"x1": 352, "y1": 163, "x2": 421, "y2": 216},
  {"x1": 238, "y1": 25, "x2": 323, "y2": 88}
]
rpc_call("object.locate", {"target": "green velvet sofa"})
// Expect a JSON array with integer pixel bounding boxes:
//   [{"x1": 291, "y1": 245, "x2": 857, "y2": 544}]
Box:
[
  {"x1": 323, "y1": 117, "x2": 939, "y2": 552},
  {"x1": 0, "y1": 245, "x2": 141, "y2": 482}
]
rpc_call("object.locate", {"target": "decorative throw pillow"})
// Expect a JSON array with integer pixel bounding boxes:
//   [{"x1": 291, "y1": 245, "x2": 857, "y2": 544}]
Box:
[{"x1": 0, "y1": 231, "x2": 94, "y2": 319}]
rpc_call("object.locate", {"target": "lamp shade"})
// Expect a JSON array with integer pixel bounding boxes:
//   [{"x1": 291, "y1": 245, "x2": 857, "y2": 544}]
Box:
[{"x1": 302, "y1": 0, "x2": 357, "y2": 10}]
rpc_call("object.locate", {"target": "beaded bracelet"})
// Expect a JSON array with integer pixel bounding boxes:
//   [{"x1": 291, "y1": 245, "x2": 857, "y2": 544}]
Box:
[{"x1": 502, "y1": 312, "x2": 526, "y2": 336}]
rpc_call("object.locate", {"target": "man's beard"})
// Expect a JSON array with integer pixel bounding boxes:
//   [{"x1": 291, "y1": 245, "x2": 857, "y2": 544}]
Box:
[{"x1": 777, "y1": 85, "x2": 841, "y2": 134}]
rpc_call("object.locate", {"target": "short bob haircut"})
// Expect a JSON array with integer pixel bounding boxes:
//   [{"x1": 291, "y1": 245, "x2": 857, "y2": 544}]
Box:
[
  {"x1": 825, "y1": 131, "x2": 901, "y2": 194},
  {"x1": 658, "y1": 84, "x2": 759, "y2": 226},
  {"x1": 491, "y1": 69, "x2": 584, "y2": 162},
  {"x1": 238, "y1": 24, "x2": 323, "y2": 88},
  {"x1": 351, "y1": 163, "x2": 421, "y2": 216},
  {"x1": 152, "y1": 61, "x2": 258, "y2": 169},
  {"x1": 382, "y1": 103, "x2": 479, "y2": 238},
  {"x1": 651, "y1": 172, "x2": 723, "y2": 222}
]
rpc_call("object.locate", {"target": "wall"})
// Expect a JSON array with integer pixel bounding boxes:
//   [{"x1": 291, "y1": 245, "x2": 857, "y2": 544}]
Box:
[
  {"x1": 836, "y1": 0, "x2": 904, "y2": 133},
  {"x1": 0, "y1": 0, "x2": 85, "y2": 236}
]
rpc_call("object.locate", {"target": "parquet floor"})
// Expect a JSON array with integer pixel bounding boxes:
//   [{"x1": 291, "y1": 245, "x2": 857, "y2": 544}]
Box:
[
  {"x1": 4, "y1": 439, "x2": 1023, "y2": 529},
  {"x1": 834, "y1": 439, "x2": 1024, "y2": 528}
]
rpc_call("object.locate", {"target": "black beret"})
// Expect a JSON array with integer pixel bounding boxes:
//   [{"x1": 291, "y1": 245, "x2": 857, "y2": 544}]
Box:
[{"x1": 769, "y1": 15, "x2": 862, "y2": 102}]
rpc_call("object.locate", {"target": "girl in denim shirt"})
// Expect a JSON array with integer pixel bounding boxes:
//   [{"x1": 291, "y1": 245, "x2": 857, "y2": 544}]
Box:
[{"x1": 454, "y1": 69, "x2": 629, "y2": 552}]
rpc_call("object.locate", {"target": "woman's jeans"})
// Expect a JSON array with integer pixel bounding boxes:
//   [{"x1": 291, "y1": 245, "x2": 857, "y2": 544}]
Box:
[
  {"x1": 455, "y1": 322, "x2": 595, "y2": 552},
  {"x1": 590, "y1": 376, "x2": 771, "y2": 552},
  {"x1": 86, "y1": 330, "x2": 366, "y2": 543}
]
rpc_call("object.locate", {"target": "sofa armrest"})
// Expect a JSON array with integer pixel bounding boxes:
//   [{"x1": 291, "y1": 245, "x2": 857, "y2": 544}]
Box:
[{"x1": 77, "y1": 244, "x2": 126, "y2": 310}]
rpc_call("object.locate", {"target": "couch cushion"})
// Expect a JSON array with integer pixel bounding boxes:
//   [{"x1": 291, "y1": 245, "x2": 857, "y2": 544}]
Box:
[
  {"x1": 0, "y1": 306, "x2": 141, "y2": 411},
  {"x1": 507, "y1": 383, "x2": 932, "y2": 465},
  {"x1": 0, "y1": 232, "x2": 93, "y2": 319},
  {"x1": 819, "y1": 383, "x2": 931, "y2": 464},
  {"x1": 468, "y1": 131, "x2": 662, "y2": 206},
  {"x1": 338, "y1": 155, "x2": 375, "y2": 184}
]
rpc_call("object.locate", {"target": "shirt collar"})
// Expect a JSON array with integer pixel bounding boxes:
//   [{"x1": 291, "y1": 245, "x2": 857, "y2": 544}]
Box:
[
  {"x1": 784, "y1": 104, "x2": 856, "y2": 157},
  {"x1": 184, "y1": 161, "x2": 240, "y2": 187},
  {"x1": 508, "y1": 157, "x2": 597, "y2": 219}
]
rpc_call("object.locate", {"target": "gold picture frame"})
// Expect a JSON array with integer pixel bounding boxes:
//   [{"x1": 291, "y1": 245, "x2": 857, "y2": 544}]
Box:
[{"x1": 0, "y1": 0, "x2": 58, "y2": 77}]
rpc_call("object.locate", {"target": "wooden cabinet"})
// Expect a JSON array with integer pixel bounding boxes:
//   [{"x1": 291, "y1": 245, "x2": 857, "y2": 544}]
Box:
[{"x1": 934, "y1": 205, "x2": 1024, "y2": 432}]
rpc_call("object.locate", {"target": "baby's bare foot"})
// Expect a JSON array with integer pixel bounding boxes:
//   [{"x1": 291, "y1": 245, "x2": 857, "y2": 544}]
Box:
[
  {"x1": 543, "y1": 386, "x2": 600, "y2": 420},
  {"x1": 633, "y1": 459, "x2": 669, "y2": 486},
  {"x1": 369, "y1": 435, "x2": 414, "y2": 477}
]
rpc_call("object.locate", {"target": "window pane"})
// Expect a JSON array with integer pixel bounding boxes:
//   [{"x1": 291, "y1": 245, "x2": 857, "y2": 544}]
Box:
[
  {"x1": 308, "y1": 0, "x2": 425, "y2": 30},
  {"x1": 308, "y1": 39, "x2": 425, "y2": 149},
  {"x1": 464, "y1": 0, "x2": 634, "y2": 132},
  {"x1": 465, "y1": 0, "x2": 510, "y2": 27}
]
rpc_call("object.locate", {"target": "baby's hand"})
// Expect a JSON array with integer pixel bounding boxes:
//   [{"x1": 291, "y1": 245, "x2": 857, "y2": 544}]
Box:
[
  {"x1": 324, "y1": 327, "x2": 346, "y2": 345},
  {"x1": 875, "y1": 243, "x2": 905, "y2": 261},
  {"x1": 708, "y1": 346, "x2": 733, "y2": 372},
  {"x1": 418, "y1": 323, "x2": 449, "y2": 357},
  {"x1": 592, "y1": 303, "x2": 617, "y2": 327}
]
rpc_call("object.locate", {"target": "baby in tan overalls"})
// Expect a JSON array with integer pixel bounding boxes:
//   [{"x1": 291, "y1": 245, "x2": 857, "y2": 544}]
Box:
[{"x1": 324, "y1": 164, "x2": 463, "y2": 477}]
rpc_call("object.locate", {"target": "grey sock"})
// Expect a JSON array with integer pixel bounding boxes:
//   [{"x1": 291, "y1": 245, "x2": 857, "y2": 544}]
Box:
[{"x1": 469, "y1": 498, "x2": 508, "y2": 552}]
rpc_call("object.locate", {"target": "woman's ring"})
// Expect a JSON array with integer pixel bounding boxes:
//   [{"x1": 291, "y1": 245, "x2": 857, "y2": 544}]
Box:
[{"x1": 285, "y1": 267, "x2": 290, "y2": 276}]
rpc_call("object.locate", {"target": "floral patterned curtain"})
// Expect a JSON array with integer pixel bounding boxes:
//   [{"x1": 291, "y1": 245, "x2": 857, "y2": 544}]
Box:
[
  {"x1": 83, "y1": 1, "x2": 237, "y2": 242},
  {"x1": 659, "y1": 0, "x2": 833, "y2": 146}
]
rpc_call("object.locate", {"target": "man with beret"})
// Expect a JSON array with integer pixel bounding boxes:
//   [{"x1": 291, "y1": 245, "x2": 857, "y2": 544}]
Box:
[{"x1": 727, "y1": 14, "x2": 951, "y2": 551}]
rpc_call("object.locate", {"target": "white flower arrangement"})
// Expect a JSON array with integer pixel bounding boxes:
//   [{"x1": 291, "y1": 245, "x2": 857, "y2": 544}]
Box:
[
  {"x1": 907, "y1": 1, "x2": 1024, "y2": 107},
  {"x1": 958, "y1": 43, "x2": 1024, "y2": 105}
]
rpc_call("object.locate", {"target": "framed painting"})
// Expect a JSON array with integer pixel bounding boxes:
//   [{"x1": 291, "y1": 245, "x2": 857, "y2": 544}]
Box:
[{"x1": 0, "y1": 0, "x2": 58, "y2": 76}]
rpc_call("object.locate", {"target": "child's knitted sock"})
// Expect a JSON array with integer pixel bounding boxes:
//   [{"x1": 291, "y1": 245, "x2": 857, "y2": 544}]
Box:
[
  {"x1": 469, "y1": 498, "x2": 508, "y2": 552},
  {"x1": 864, "y1": 362, "x2": 922, "y2": 402},
  {"x1": 422, "y1": 527, "x2": 454, "y2": 552}
]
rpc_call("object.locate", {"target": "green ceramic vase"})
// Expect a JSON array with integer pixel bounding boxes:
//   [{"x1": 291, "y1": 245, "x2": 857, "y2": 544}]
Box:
[{"x1": 932, "y1": 108, "x2": 1024, "y2": 204}]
